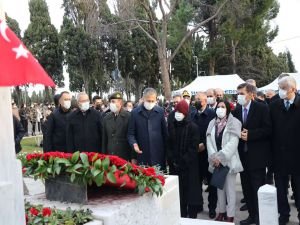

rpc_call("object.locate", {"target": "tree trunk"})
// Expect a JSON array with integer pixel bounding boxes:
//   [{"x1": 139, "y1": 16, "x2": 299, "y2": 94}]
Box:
[
  {"x1": 231, "y1": 40, "x2": 237, "y2": 74},
  {"x1": 158, "y1": 47, "x2": 171, "y2": 100},
  {"x1": 15, "y1": 86, "x2": 22, "y2": 107},
  {"x1": 209, "y1": 56, "x2": 215, "y2": 75},
  {"x1": 44, "y1": 87, "x2": 51, "y2": 104}
]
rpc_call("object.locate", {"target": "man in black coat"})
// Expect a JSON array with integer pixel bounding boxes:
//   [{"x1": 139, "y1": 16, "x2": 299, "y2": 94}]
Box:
[
  {"x1": 269, "y1": 76, "x2": 300, "y2": 225},
  {"x1": 128, "y1": 88, "x2": 168, "y2": 169},
  {"x1": 13, "y1": 115, "x2": 26, "y2": 154},
  {"x1": 66, "y1": 92, "x2": 102, "y2": 152},
  {"x1": 102, "y1": 92, "x2": 132, "y2": 161},
  {"x1": 43, "y1": 91, "x2": 72, "y2": 152},
  {"x1": 232, "y1": 83, "x2": 272, "y2": 225},
  {"x1": 191, "y1": 92, "x2": 217, "y2": 218}
]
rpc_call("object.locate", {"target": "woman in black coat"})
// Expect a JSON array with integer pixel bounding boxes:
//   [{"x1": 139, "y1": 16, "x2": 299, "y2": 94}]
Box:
[{"x1": 167, "y1": 100, "x2": 202, "y2": 218}]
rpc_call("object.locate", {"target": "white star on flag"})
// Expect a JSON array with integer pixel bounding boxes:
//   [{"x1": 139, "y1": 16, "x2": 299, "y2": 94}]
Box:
[{"x1": 12, "y1": 44, "x2": 29, "y2": 59}]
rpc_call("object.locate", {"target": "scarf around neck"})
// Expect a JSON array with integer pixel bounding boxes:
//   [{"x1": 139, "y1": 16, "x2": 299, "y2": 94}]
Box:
[{"x1": 215, "y1": 116, "x2": 228, "y2": 136}]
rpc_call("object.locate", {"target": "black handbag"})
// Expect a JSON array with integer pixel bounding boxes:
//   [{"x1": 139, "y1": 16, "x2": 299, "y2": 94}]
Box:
[{"x1": 210, "y1": 165, "x2": 230, "y2": 190}]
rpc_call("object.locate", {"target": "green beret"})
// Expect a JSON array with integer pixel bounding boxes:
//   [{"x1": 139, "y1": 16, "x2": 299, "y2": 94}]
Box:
[{"x1": 109, "y1": 92, "x2": 123, "y2": 101}]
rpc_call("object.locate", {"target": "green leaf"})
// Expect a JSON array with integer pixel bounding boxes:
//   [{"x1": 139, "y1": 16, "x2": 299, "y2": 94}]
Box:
[
  {"x1": 71, "y1": 151, "x2": 80, "y2": 163},
  {"x1": 110, "y1": 165, "x2": 117, "y2": 173},
  {"x1": 94, "y1": 159, "x2": 101, "y2": 169},
  {"x1": 102, "y1": 157, "x2": 110, "y2": 171},
  {"x1": 56, "y1": 158, "x2": 71, "y2": 166},
  {"x1": 80, "y1": 153, "x2": 90, "y2": 167},
  {"x1": 106, "y1": 171, "x2": 116, "y2": 184},
  {"x1": 70, "y1": 173, "x2": 76, "y2": 183},
  {"x1": 94, "y1": 172, "x2": 104, "y2": 186},
  {"x1": 91, "y1": 168, "x2": 101, "y2": 177}
]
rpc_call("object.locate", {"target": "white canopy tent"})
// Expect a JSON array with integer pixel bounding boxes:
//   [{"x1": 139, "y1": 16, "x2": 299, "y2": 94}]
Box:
[
  {"x1": 259, "y1": 73, "x2": 300, "y2": 91},
  {"x1": 173, "y1": 74, "x2": 245, "y2": 96}
]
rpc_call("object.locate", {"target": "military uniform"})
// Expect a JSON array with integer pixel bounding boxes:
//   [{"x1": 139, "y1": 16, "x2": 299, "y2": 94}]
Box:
[{"x1": 102, "y1": 92, "x2": 132, "y2": 160}]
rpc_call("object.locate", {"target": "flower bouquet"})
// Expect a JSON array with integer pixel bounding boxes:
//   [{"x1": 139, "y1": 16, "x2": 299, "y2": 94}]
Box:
[{"x1": 19, "y1": 151, "x2": 165, "y2": 199}]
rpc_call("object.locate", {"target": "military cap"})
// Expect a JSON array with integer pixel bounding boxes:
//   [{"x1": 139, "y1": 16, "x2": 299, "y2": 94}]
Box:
[
  {"x1": 109, "y1": 92, "x2": 123, "y2": 101},
  {"x1": 182, "y1": 90, "x2": 191, "y2": 98}
]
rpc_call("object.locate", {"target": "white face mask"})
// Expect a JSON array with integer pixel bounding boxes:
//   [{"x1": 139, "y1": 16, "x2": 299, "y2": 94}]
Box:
[
  {"x1": 237, "y1": 95, "x2": 247, "y2": 106},
  {"x1": 109, "y1": 103, "x2": 119, "y2": 113},
  {"x1": 279, "y1": 89, "x2": 288, "y2": 99},
  {"x1": 184, "y1": 99, "x2": 190, "y2": 105},
  {"x1": 175, "y1": 112, "x2": 185, "y2": 121},
  {"x1": 63, "y1": 100, "x2": 71, "y2": 110},
  {"x1": 216, "y1": 107, "x2": 227, "y2": 119},
  {"x1": 79, "y1": 102, "x2": 90, "y2": 112},
  {"x1": 144, "y1": 101, "x2": 156, "y2": 111},
  {"x1": 207, "y1": 97, "x2": 215, "y2": 105},
  {"x1": 127, "y1": 108, "x2": 133, "y2": 112}
]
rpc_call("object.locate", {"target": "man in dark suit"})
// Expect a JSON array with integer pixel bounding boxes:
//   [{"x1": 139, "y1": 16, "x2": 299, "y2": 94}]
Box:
[
  {"x1": 269, "y1": 76, "x2": 300, "y2": 225},
  {"x1": 232, "y1": 83, "x2": 272, "y2": 225},
  {"x1": 191, "y1": 92, "x2": 217, "y2": 218}
]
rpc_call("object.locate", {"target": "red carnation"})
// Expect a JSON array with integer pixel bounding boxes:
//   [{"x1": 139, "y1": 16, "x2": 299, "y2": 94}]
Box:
[
  {"x1": 42, "y1": 207, "x2": 52, "y2": 217},
  {"x1": 29, "y1": 207, "x2": 39, "y2": 216}
]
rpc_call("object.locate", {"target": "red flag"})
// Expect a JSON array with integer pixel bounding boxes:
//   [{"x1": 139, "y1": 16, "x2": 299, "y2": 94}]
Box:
[{"x1": 0, "y1": 19, "x2": 55, "y2": 87}]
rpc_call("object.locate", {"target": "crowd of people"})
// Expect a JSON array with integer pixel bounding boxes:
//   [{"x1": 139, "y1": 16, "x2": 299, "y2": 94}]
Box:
[{"x1": 12, "y1": 74, "x2": 300, "y2": 225}]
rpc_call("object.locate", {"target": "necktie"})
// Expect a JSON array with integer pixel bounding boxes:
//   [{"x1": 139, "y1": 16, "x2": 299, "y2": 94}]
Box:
[
  {"x1": 285, "y1": 101, "x2": 290, "y2": 110},
  {"x1": 243, "y1": 108, "x2": 248, "y2": 124}
]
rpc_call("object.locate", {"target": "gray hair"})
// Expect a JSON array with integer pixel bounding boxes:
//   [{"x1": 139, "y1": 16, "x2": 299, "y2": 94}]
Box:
[
  {"x1": 278, "y1": 73, "x2": 290, "y2": 81},
  {"x1": 143, "y1": 88, "x2": 157, "y2": 97},
  {"x1": 246, "y1": 79, "x2": 257, "y2": 87},
  {"x1": 278, "y1": 76, "x2": 297, "y2": 89},
  {"x1": 76, "y1": 92, "x2": 89, "y2": 102},
  {"x1": 172, "y1": 93, "x2": 182, "y2": 99}
]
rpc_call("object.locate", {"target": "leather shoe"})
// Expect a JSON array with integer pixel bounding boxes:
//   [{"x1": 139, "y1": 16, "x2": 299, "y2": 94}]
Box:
[
  {"x1": 240, "y1": 204, "x2": 248, "y2": 211},
  {"x1": 279, "y1": 217, "x2": 289, "y2": 225},
  {"x1": 240, "y1": 198, "x2": 246, "y2": 203},
  {"x1": 240, "y1": 217, "x2": 255, "y2": 225},
  {"x1": 209, "y1": 210, "x2": 216, "y2": 219}
]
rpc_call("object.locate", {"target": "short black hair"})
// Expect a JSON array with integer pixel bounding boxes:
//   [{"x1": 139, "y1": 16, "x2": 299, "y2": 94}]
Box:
[
  {"x1": 256, "y1": 91, "x2": 265, "y2": 98},
  {"x1": 237, "y1": 83, "x2": 256, "y2": 94},
  {"x1": 92, "y1": 95, "x2": 102, "y2": 103},
  {"x1": 59, "y1": 91, "x2": 70, "y2": 99},
  {"x1": 124, "y1": 101, "x2": 133, "y2": 107},
  {"x1": 216, "y1": 100, "x2": 231, "y2": 116},
  {"x1": 53, "y1": 94, "x2": 61, "y2": 107}
]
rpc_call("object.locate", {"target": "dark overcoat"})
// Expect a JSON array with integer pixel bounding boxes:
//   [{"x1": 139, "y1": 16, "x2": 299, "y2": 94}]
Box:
[
  {"x1": 66, "y1": 108, "x2": 102, "y2": 152},
  {"x1": 269, "y1": 95, "x2": 300, "y2": 175},
  {"x1": 167, "y1": 118, "x2": 202, "y2": 205},
  {"x1": 127, "y1": 105, "x2": 168, "y2": 169},
  {"x1": 102, "y1": 109, "x2": 132, "y2": 160}
]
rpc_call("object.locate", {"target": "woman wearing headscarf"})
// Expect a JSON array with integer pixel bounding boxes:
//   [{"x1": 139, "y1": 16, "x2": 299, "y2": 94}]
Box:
[{"x1": 167, "y1": 100, "x2": 202, "y2": 218}]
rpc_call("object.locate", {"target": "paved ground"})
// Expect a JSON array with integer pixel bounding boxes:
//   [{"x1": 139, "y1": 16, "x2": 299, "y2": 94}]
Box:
[{"x1": 197, "y1": 174, "x2": 299, "y2": 225}]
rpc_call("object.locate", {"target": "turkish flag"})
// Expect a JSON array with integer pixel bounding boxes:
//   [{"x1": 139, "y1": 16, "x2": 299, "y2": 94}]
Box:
[{"x1": 0, "y1": 19, "x2": 55, "y2": 87}]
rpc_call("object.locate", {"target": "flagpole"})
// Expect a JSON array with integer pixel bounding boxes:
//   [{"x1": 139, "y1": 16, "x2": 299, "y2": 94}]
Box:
[{"x1": 0, "y1": 0, "x2": 26, "y2": 224}]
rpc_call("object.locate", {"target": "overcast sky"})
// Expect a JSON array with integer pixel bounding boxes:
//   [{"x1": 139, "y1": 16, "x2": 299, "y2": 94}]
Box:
[{"x1": 3, "y1": 0, "x2": 300, "y2": 89}]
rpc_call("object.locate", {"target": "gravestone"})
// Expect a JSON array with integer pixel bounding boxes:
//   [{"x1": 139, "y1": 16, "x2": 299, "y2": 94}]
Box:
[{"x1": 258, "y1": 184, "x2": 279, "y2": 225}]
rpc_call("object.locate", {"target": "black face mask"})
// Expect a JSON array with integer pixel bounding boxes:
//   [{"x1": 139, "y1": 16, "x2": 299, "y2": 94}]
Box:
[
  {"x1": 216, "y1": 97, "x2": 223, "y2": 102},
  {"x1": 194, "y1": 101, "x2": 202, "y2": 110},
  {"x1": 95, "y1": 105, "x2": 102, "y2": 110},
  {"x1": 265, "y1": 98, "x2": 271, "y2": 105}
]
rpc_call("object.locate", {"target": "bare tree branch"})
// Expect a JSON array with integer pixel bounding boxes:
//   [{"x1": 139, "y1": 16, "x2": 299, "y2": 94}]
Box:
[
  {"x1": 163, "y1": 0, "x2": 170, "y2": 10},
  {"x1": 140, "y1": 1, "x2": 160, "y2": 42},
  {"x1": 158, "y1": 0, "x2": 166, "y2": 20},
  {"x1": 137, "y1": 23, "x2": 158, "y2": 45},
  {"x1": 106, "y1": 18, "x2": 160, "y2": 26},
  {"x1": 169, "y1": 0, "x2": 229, "y2": 63},
  {"x1": 166, "y1": 0, "x2": 179, "y2": 21}
]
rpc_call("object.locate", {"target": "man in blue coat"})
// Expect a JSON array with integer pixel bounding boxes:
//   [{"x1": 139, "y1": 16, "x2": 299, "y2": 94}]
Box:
[{"x1": 128, "y1": 88, "x2": 168, "y2": 169}]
